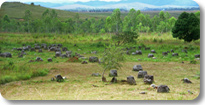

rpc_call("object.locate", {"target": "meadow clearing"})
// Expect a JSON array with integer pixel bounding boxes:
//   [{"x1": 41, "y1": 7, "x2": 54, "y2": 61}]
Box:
[{"x1": 0, "y1": 32, "x2": 200, "y2": 100}]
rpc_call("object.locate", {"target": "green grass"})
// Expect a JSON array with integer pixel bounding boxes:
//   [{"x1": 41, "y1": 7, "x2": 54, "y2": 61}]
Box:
[{"x1": 0, "y1": 32, "x2": 200, "y2": 100}]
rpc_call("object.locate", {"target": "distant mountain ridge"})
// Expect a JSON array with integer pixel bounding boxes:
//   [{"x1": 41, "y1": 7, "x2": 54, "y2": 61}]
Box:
[{"x1": 24, "y1": 0, "x2": 199, "y2": 10}]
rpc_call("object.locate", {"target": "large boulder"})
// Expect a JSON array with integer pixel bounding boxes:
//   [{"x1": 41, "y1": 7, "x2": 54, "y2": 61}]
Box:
[
  {"x1": 91, "y1": 73, "x2": 101, "y2": 77},
  {"x1": 137, "y1": 71, "x2": 147, "y2": 78},
  {"x1": 127, "y1": 76, "x2": 136, "y2": 85},
  {"x1": 17, "y1": 48, "x2": 22, "y2": 51},
  {"x1": 47, "y1": 58, "x2": 52, "y2": 62},
  {"x1": 144, "y1": 75, "x2": 154, "y2": 81},
  {"x1": 30, "y1": 48, "x2": 35, "y2": 52},
  {"x1": 36, "y1": 57, "x2": 43, "y2": 61},
  {"x1": 157, "y1": 85, "x2": 170, "y2": 93},
  {"x1": 61, "y1": 54, "x2": 68, "y2": 58},
  {"x1": 23, "y1": 46, "x2": 29, "y2": 51},
  {"x1": 81, "y1": 61, "x2": 88, "y2": 64},
  {"x1": 162, "y1": 52, "x2": 168, "y2": 56},
  {"x1": 35, "y1": 46, "x2": 41, "y2": 49},
  {"x1": 27, "y1": 45, "x2": 31, "y2": 49},
  {"x1": 20, "y1": 51, "x2": 26, "y2": 55},
  {"x1": 49, "y1": 47, "x2": 56, "y2": 51},
  {"x1": 136, "y1": 50, "x2": 142, "y2": 55},
  {"x1": 133, "y1": 65, "x2": 143, "y2": 71},
  {"x1": 41, "y1": 43, "x2": 47, "y2": 48},
  {"x1": 151, "y1": 50, "x2": 156, "y2": 53},
  {"x1": 145, "y1": 47, "x2": 150, "y2": 50},
  {"x1": 148, "y1": 54, "x2": 154, "y2": 58},
  {"x1": 171, "y1": 49, "x2": 174, "y2": 52},
  {"x1": 194, "y1": 54, "x2": 200, "y2": 58},
  {"x1": 172, "y1": 53, "x2": 178, "y2": 56},
  {"x1": 57, "y1": 44, "x2": 63, "y2": 47},
  {"x1": 181, "y1": 78, "x2": 192, "y2": 83},
  {"x1": 55, "y1": 74, "x2": 64, "y2": 82},
  {"x1": 89, "y1": 56, "x2": 99, "y2": 62},
  {"x1": 55, "y1": 52, "x2": 61, "y2": 57},
  {"x1": 132, "y1": 52, "x2": 137, "y2": 55},
  {"x1": 144, "y1": 75, "x2": 154, "y2": 84},
  {"x1": 38, "y1": 49, "x2": 43, "y2": 53},
  {"x1": 62, "y1": 47, "x2": 68, "y2": 51},
  {"x1": 43, "y1": 45, "x2": 48, "y2": 50},
  {"x1": 109, "y1": 70, "x2": 117, "y2": 77},
  {"x1": 55, "y1": 47, "x2": 61, "y2": 52},
  {"x1": 66, "y1": 51, "x2": 72, "y2": 54},
  {"x1": 0, "y1": 52, "x2": 12, "y2": 58}
]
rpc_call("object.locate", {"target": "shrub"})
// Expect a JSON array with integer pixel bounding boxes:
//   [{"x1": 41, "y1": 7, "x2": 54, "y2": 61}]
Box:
[
  {"x1": 112, "y1": 31, "x2": 139, "y2": 44},
  {"x1": 0, "y1": 76, "x2": 15, "y2": 84},
  {"x1": 32, "y1": 69, "x2": 49, "y2": 77},
  {"x1": 18, "y1": 74, "x2": 31, "y2": 80},
  {"x1": 153, "y1": 38, "x2": 157, "y2": 42}
]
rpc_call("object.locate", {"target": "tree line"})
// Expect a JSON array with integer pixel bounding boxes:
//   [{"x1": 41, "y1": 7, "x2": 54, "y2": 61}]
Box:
[{"x1": 0, "y1": 8, "x2": 200, "y2": 36}]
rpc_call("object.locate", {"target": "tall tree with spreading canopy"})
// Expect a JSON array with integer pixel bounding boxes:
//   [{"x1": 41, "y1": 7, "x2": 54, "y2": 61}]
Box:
[
  {"x1": 74, "y1": 13, "x2": 80, "y2": 34},
  {"x1": 106, "y1": 16, "x2": 112, "y2": 37},
  {"x1": 172, "y1": 12, "x2": 200, "y2": 42},
  {"x1": 24, "y1": 10, "x2": 32, "y2": 33},
  {"x1": 111, "y1": 8, "x2": 121, "y2": 35},
  {"x1": 159, "y1": 11, "x2": 165, "y2": 21},
  {"x1": 128, "y1": 8, "x2": 137, "y2": 30}
]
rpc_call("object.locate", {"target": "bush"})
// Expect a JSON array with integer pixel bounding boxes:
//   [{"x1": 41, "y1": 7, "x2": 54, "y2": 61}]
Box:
[
  {"x1": 153, "y1": 38, "x2": 157, "y2": 42},
  {"x1": 32, "y1": 69, "x2": 49, "y2": 77},
  {"x1": 0, "y1": 76, "x2": 15, "y2": 84},
  {"x1": 18, "y1": 74, "x2": 31, "y2": 80},
  {"x1": 112, "y1": 31, "x2": 139, "y2": 44}
]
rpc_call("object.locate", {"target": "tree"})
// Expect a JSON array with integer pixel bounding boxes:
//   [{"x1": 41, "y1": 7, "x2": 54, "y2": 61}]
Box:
[
  {"x1": 195, "y1": 11, "x2": 200, "y2": 19},
  {"x1": 50, "y1": 9, "x2": 58, "y2": 19},
  {"x1": 42, "y1": 9, "x2": 51, "y2": 32},
  {"x1": 165, "y1": 12, "x2": 170, "y2": 21},
  {"x1": 3, "y1": 15, "x2": 10, "y2": 23},
  {"x1": 157, "y1": 21, "x2": 167, "y2": 33},
  {"x1": 159, "y1": 11, "x2": 165, "y2": 21},
  {"x1": 151, "y1": 15, "x2": 160, "y2": 32},
  {"x1": 128, "y1": 8, "x2": 137, "y2": 29},
  {"x1": 24, "y1": 10, "x2": 32, "y2": 33},
  {"x1": 111, "y1": 9, "x2": 121, "y2": 34},
  {"x1": 172, "y1": 12, "x2": 200, "y2": 42},
  {"x1": 74, "y1": 13, "x2": 80, "y2": 34},
  {"x1": 2, "y1": 15, "x2": 10, "y2": 32},
  {"x1": 168, "y1": 17, "x2": 176, "y2": 31},
  {"x1": 106, "y1": 16, "x2": 112, "y2": 37},
  {"x1": 122, "y1": 16, "x2": 131, "y2": 32},
  {"x1": 100, "y1": 44, "x2": 125, "y2": 81}
]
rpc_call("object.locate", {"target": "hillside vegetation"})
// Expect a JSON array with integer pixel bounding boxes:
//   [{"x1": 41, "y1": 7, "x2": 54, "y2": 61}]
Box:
[{"x1": 0, "y1": 2, "x2": 95, "y2": 21}]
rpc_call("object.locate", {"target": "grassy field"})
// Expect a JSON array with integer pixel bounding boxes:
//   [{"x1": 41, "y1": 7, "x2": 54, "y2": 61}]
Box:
[
  {"x1": 0, "y1": 2, "x2": 95, "y2": 21},
  {"x1": 0, "y1": 32, "x2": 200, "y2": 100}
]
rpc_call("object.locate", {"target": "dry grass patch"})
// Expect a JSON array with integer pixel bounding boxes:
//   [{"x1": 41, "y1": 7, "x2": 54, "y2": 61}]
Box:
[{"x1": 0, "y1": 62, "x2": 200, "y2": 100}]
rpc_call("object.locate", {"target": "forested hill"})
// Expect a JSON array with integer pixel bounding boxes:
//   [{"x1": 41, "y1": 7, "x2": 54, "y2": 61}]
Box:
[{"x1": 0, "y1": 2, "x2": 95, "y2": 21}]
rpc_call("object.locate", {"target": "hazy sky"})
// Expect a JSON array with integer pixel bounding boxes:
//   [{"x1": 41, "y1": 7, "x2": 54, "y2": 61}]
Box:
[{"x1": 4, "y1": 0, "x2": 122, "y2": 3}]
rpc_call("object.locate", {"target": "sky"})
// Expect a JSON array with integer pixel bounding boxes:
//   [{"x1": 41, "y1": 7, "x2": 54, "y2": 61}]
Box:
[{"x1": 4, "y1": 0, "x2": 122, "y2": 3}]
